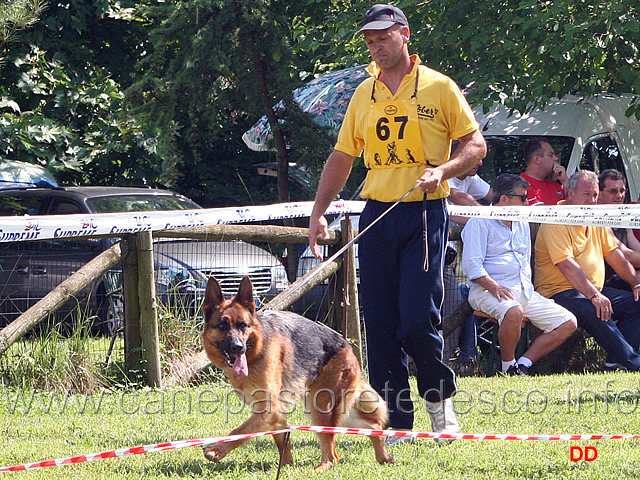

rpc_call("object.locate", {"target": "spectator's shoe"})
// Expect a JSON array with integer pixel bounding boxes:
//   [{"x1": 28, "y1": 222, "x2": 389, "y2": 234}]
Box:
[
  {"x1": 384, "y1": 434, "x2": 415, "y2": 448},
  {"x1": 455, "y1": 356, "x2": 479, "y2": 377},
  {"x1": 426, "y1": 398, "x2": 460, "y2": 445},
  {"x1": 603, "y1": 362, "x2": 627, "y2": 372},
  {"x1": 516, "y1": 364, "x2": 531, "y2": 376},
  {"x1": 504, "y1": 364, "x2": 526, "y2": 376}
]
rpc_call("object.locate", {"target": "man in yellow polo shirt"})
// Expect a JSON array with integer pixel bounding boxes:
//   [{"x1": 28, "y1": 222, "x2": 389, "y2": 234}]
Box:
[
  {"x1": 308, "y1": 4, "x2": 486, "y2": 442},
  {"x1": 535, "y1": 170, "x2": 640, "y2": 371}
]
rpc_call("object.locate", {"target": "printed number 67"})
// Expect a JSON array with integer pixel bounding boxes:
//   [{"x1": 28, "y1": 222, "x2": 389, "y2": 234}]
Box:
[{"x1": 376, "y1": 116, "x2": 409, "y2": 141}]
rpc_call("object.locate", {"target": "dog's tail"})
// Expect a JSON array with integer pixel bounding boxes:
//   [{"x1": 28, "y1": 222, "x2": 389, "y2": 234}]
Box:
[{"x1": 338, "y1": 382, "x2": 389, "y2": 430}]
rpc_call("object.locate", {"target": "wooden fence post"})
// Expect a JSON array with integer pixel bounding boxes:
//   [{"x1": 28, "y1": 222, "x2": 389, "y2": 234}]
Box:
[
  {"x1": 340, "y1": 216, "x2": 363, "y2": 365},
  {"x1": 136, "y1": 231, "x2": 161, "y2": 387},
  {"x1": 122, "y1": 235, "x2": 143, "y2": 378}
]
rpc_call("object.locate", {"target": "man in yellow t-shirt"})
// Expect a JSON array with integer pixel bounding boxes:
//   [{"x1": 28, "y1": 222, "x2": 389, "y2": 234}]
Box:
[
  {"x1": 535, "y1": 170, "x2": 640, "y2": 371},
  {"x1": 308, "y1": 4, "x2": 486, "y2": 442}
]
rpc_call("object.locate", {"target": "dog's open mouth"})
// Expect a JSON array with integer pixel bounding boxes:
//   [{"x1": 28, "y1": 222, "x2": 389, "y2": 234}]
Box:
[
  {"x1": 230, "y1": 353, "x2": 248, "y2": 377},
  {"x1": 218, "y1": 345, "x2": 249, "y2": 377}
]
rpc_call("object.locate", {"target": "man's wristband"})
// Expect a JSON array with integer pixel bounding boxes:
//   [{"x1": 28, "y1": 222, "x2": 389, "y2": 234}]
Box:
[
  {"x1": 634, "y1": 283, "x2": 640, "y2": 290},
  {"x1": 590, "y1": 292, "x2": 600, "y2": 300}
]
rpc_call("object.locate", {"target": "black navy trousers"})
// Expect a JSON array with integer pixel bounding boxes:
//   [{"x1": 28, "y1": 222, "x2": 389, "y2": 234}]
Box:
[{"x1": 359, "y1": 198, "x2": 457, "y2": 430}]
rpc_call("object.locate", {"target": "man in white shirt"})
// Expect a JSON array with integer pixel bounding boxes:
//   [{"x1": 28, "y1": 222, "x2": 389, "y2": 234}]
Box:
[
  {"x1": 461, "y1": 174, "x2": 577, "y2": 374},
  {"x1": 443, "y1": 158, "x2": 492, "y2": 365},
  {"x1": 448, "y1": 159, "x2": 493, "y2": 211}
]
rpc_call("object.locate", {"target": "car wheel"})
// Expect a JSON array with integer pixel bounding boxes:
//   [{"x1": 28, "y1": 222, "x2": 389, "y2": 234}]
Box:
[{"x1": 95, "y1": 283, "x2": 123, "y2": 336}]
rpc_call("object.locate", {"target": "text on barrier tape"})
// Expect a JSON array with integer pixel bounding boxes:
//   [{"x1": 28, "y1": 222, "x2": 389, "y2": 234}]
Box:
[
  {"x1": 1, "y1": 426, "x2": 639, "y2": 472},
  {"x1": 3, "y1": 198, "x2": 640, "y2": 243}
]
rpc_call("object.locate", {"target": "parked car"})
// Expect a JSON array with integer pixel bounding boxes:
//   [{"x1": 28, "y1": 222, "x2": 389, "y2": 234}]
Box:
[
  {"x1": 473, "y1": 93, "x2": 640, "y2": 199},
  {"x1": 0, "y1": 176, "x2": 289, "y2": 335},
  {"x1": 294, "y1": 214, "x2": 360, "y2": 320}
]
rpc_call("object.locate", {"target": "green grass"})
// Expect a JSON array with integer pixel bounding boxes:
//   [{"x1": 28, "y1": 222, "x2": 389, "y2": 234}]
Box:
[{"x1": 1, "y1": 372, "x2": 639, "y2": 479}]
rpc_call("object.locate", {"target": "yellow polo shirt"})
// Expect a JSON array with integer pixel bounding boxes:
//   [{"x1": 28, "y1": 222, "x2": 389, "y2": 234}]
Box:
[
  {"x1": 335, "y1": 55, "x2": 478, "y2": 203},
  {"x1": 534, "y1": 220, "x2": 619, "y2": 298}
]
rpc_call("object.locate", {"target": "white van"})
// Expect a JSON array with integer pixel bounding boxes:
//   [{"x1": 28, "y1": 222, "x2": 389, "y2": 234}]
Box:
[{"x1": 473, "y1": 93, "x2": 640, "y2": 200}]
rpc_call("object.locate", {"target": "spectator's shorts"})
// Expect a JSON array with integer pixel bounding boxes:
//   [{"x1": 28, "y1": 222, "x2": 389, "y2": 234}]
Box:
[{"x1": 469, "y1": 288, "x2": 576, "y2": 333}]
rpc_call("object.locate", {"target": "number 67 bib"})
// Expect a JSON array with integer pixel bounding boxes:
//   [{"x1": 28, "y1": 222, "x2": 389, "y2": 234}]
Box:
[{"x1": 365, "y1": 97, "x2": 425, "y2": 170}]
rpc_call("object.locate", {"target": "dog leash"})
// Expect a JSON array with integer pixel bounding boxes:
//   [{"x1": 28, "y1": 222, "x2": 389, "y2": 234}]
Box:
[
  {"x1": 274, "y1": 181, "x2": 425, "y2": 304},
  {"x1": 275, "y1": 431, "x2": 291, "y2": 480}
]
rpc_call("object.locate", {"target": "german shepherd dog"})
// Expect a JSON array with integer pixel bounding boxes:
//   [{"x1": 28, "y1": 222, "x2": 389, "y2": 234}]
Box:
[{"x1": 201, "y1": 276, "x2": 394, "y2": 471}]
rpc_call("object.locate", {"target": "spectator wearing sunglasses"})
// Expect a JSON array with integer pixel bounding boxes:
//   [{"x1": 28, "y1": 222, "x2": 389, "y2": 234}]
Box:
[
  {"x1": 461, "y1": 174, "x2": 577, "y2": 375},
  {"x1": 536, "y1": 170, "x2": 640, "y2": 372},
  {"x1": 597, "y1": 169, "x2": 640, "y2": 290}
]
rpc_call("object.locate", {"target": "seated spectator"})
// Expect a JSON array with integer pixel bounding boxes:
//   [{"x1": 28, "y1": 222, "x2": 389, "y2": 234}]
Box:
[
  {"x1": 597, "y1": 169, "x2": 640, "y2": 289},
  {"x1": 448, "y1": 158, "x2": 493, "y2": 212},
  {"x1": 520, "y1": 138, "x2": 567, "y2": 206},
  {"x1": 535, "y1": 170, "x2": 640, "y2": 371},
  {"x1": 443, "y1": 158, "x2": 492, "y2": 368},
  {"x1": 461, "y1": 174, "x2": 577, "y2": 375}
]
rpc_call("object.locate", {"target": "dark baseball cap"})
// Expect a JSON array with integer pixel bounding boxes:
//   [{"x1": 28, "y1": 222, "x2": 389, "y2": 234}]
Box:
[{"x1": 358, "y1": 4, "x2": 409, "y2": 33}]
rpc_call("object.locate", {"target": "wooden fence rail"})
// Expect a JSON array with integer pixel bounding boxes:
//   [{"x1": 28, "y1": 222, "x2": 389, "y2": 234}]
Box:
[
  {"x1": 0, "y1": 220, "x2": 467, "y2": 387},
  {"x1": 0, "y1": 222, "x2": 354, "y2": 387},
  {"x1": 0, "y1": 242, "x2": 123, "y2": 356}
]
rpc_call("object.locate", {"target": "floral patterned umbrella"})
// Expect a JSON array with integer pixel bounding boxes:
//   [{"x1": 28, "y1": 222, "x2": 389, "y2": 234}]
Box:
[
  {"x1": 0, "y1": 160, "x2": 58, "y2": 187},
  {"x1": 242, "y1": 65, "x2": 369, "y2": 151}
]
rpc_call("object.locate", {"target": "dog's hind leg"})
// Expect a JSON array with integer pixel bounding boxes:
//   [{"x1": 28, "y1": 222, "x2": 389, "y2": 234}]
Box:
[
  {"x1": 308, "y1": 391, "x2": 340, "y2": 471},
  {"x1": 314, "y1": 432, "x2": 339, "y2": 472},
  {"x1": 353, "y1": 387, "x2": 394, "y2": 465},
  {"x1": 345, "y1": 404, "x2": 395, "y2": 465}
]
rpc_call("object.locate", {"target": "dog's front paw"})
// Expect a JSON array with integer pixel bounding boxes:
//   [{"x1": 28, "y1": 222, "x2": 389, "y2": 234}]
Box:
[
  {"x1": 313, "y1": 460, "x2": 335, "y2": 472},
  {"x1": 203, "y1": 444, "x2": 229, "y2": 462}
]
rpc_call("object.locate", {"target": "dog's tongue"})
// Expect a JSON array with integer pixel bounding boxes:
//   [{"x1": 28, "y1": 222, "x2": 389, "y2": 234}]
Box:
[{"x1": 232, "y1": 353, "x2": 248, "y2": 377}]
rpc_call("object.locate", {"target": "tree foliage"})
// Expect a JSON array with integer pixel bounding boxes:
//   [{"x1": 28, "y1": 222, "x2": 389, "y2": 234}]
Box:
[
  {"x1": 0, "y1": 0, "x2": 161, "y2": 185},
  {"x1": 297, "y1": 0, "x2": 640, "y2": 116},
  {"x1": 1, "y1": 0, "x2": 640, "y2": 205},
  {"x1": 410, "y1": 0, "x2": 640, "y2": 116},
  {"x1": 125, "y1": 0, "x2": 352, "y2": 205},
  {"x1": 0, "y1": 0, "x2": 47, "y2": 48}
]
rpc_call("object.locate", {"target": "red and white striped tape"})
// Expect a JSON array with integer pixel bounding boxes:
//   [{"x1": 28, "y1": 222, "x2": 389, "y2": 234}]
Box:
[
  {"x1": 2, "y1": 426, "x2": 639, "y2": 472},
  {"x1": 0, "y1": 429, "x2": 289, "y2": 472},
  {"x1": 290, "y1": 425, "x2": 640, "y2": 441}
]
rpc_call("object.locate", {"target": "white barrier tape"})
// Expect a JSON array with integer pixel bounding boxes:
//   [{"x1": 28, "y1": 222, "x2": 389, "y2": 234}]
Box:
[
  {"x1": 0, "y1": 200, "x2": 364, "y2": 243},
  {"x1": 1, "y1": 199, "x2": 639, "y2": 244},
  {"x1": 448, "y1": 203, "x2": 640, "y2": 228},
  {"x1": 0, "y1": 428, "x2": 290, "y2": 472},
  {"x1": 2, "y1": 425, "x2": 638, "y2": 472}
]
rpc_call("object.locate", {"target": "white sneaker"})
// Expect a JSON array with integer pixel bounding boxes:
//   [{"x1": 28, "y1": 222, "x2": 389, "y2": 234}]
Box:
[{"x1": 426, "y1": 398, "x2": 460, "y2": 445}]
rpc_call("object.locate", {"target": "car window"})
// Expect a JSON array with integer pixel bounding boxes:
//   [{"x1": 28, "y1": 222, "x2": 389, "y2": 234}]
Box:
[
  {"x1": 580, "y1": 136, "x2": 625, "y2": 176},
  {"x1": 0, "y1": 194, "x2": 48, "y2": 216},
  {"x1": 87, "y1": 195, "x2": 199, "y2": 213},
  {"x1": 478, "y1": 135, "x2": 575, "y2": 185},
  {"x1": 49, "y1": 200, "x2": 83, "y2": 215},
  {"x1": 580, "y1": 136, "x2": 628, "y2": 201}
]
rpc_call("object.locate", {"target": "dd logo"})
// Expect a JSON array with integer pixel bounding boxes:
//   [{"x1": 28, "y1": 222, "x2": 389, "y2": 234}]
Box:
[{"x1": 570, "y1": 446, "x2": 598, "y2": 461}]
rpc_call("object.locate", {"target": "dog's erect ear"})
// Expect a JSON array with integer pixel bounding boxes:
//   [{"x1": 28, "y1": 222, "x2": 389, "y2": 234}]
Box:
[
  {"x1": 203, "y1": 276, "x2": 224, "y2": 316},
  {"x1": 236, "y1": 276, "x2": 256, "y2": 314}
]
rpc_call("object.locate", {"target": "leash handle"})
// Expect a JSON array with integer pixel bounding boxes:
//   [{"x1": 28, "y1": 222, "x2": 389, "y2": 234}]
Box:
[{"x1": 422, "y1": 192, "x2": 429, "y2": 272}]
